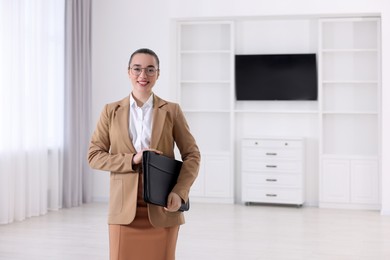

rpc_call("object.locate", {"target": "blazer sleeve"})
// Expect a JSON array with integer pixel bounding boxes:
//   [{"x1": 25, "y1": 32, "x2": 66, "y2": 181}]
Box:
[
  {"x1": 170, "y1": 104, "x2": 201, "y2": 202},
  {"x1": 87, "y1": 104, "x2": 136, "y2": 173}
]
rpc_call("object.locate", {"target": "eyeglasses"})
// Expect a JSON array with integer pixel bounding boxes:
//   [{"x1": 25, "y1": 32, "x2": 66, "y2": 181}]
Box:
[{"x1": 129, "y1": 66, "x2": 158, "y2": 76}]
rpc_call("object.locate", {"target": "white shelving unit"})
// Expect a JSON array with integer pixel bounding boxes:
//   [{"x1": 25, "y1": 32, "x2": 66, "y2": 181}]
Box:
[
  {"x1": 319, "y1": 17, "x2": 381, "y2": 209},
  {"x1": 177, "y1": 21, "x2": 235, "y2": 203},
  {"x1": 176, "y1": 16, "x2": 381, "y2": 209}
]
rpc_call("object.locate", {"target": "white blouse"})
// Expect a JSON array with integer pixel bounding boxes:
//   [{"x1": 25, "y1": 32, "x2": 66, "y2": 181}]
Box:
[{"x1": 129, "y1": 93, "x2": 154, "y2": 152}]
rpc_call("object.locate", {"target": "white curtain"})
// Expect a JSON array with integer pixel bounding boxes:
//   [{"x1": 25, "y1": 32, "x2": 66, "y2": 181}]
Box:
[
  {"x1": 0, "y1": 0, "x2": 65, "y2": 224},
  {"x1": 63, "y1": 0, "x2": 93, "y2": 207}
]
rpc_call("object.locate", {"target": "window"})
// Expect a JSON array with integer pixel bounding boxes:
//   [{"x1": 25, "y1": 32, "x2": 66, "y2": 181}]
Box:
[{"x1": 0, "y1": 0, "x2": 64, "y2": 223}]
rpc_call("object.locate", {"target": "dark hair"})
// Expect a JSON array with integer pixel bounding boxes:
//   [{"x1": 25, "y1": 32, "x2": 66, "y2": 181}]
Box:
[{"x1": 128, "y1": 48, "x2": 160, "y2": 69}]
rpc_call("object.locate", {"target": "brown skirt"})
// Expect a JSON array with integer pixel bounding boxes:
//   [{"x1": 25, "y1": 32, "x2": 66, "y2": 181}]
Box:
[{"x1": 108, "y1": 173, "x2": 179, "y2": 260}]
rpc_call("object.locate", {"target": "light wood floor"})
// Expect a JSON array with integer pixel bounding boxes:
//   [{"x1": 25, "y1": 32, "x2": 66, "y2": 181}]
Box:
[{"x1": 0, "y1": 202, "x2": 389, "y2": 260}]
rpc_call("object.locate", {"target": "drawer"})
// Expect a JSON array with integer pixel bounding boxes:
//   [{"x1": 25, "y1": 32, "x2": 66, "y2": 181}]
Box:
[
  {"x1": 244, "y1": 173, "x2": 302, "y2": 187},
  {"x1": 242, "y1": 139, "x2": 303, "y2": 149},
  {"x1": 243, "y1": 187, "x2": 304, "y2": 204},
  {"x1": 242, "y1": 160, "x2": 302, "y2": 172},
  {"x1": 242, "y1": 147, "x2": 302, "y2": 160}
]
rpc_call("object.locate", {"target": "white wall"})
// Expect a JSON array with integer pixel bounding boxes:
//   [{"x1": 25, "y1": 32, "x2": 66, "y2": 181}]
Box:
[
  {"x1": 380, "y1": 11, "x2": 390, "y2": 215},
  {"x1": 90, "y1": 0, "x2": 176, "y2": 200},
  {"x1": 91, "y1": 0, "x2": 390, "y2": 214}
]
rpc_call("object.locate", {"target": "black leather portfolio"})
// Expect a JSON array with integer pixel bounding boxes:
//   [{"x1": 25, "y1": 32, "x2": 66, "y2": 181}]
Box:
[{"x1": 142, "y1": 151, "x2": 189, "y2": 211}]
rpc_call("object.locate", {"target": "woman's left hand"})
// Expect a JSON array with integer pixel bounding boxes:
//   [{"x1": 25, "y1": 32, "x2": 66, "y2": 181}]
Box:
[{"x1": 164, "y1": 192, "x2": 182, "y2": 212}]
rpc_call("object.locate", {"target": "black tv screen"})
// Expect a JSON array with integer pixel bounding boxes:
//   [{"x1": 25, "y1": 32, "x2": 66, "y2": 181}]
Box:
[{"x1": 235, "y1": 53, "x2": 318, "y2": 100}]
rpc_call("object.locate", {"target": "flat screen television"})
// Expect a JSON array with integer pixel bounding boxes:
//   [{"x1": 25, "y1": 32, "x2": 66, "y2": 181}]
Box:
[{"x1": 235, "y1": 53, "x2": 318, "y2": 101}]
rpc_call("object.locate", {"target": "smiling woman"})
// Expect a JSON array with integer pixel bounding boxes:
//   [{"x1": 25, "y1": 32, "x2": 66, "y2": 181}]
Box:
[
  {"x1": 0, "y1": 0, "x2": 65, "y2": 224},
  {"x1": 88, "y1": 48, "x2": 201, "y2": 260}
]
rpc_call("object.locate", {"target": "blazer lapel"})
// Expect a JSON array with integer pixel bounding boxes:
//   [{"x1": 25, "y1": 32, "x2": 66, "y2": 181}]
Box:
[
  {"x1": 150, "y1": 95, "x2": 167, "y2": 149},
  {"x1": 116, "y1": 96, "x2": 137, "y2": 153}
]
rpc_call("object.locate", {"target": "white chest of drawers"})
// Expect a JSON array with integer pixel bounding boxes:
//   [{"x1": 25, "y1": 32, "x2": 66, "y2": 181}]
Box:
[{"x1": 241, "y1": 137, "x2": 305, "y2": 206}]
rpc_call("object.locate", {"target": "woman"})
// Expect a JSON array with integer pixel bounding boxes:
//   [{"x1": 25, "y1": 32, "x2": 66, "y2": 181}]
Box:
[{"x1": 88, "y1": 48, "x2": 200, "y2": 260}]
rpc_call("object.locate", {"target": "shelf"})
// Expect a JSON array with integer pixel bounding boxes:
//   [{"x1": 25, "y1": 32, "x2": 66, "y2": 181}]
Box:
[
  {"x1": 322, "y1": 114, "x2": 378, "y2": 155},
  {"x1": 321, "y1": 81, "x2": 378, "y2": 112},
  {"x1": 180, "y1": 50, "x2": 231, "y2": 54},
  {"x1": 320, "y1": 17, "x2": 379, "y2": 22},
  {"x1": 180, "y1": 81, "x2": 232, "y2": 111},
  {"x1": 180, "y1": 52, "x2": 231, "y2": 82},
  {"x1": 234, "y1": 110, "x2": 318, "y2": 114},
  {"x1": 320, "y1": 19, "x2": 378, "y2": 50},
  {"x1": 199, "y1": 151, "x2": 231, "y2": 156},
  {"x1": 321, "y1": 51, "x2": 378, "y2": 82},
  {"x1": 322, "y1": 49, "x2": 377, "y2": 53},
  {"x1": 180, "y1": 80, "x2": 230, "y2": 84},
  {"x1": 184, "y1": 108, "x2": 232, "y2": 152},
  {"x1": 179, "y1": 22, "x2": 232, "y2": 51},
  {"x1": 322, "y1": 80, "x2": 378, "y2": 84},
  {"x1": 322, "y1": 111, "x2": 378, "y2": 115},
  {"x1": 322, "y1": 154, "x2": 378, "y2": 160},
  {"x1": 183, "y1": 109, "x2": 231, "y2": 113}
]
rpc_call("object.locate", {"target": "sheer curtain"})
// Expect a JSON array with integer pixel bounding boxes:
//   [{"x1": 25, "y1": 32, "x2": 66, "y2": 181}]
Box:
[
  {"x1": 63, "y1": 0, "x2": 93, "y2": 207},
  {"x1": 0, "y1": 0, "x2": 65, "y2": 224}
]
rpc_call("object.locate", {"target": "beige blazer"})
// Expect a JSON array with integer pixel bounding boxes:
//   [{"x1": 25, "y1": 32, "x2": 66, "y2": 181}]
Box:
[{"x1": 88, "y1": 94, "x2": 200, "y2": 228}]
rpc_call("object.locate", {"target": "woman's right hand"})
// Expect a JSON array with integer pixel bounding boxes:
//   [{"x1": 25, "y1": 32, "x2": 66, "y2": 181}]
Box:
[{"x1": 132, "y1": 148, "x2": 163, "y2": 165}]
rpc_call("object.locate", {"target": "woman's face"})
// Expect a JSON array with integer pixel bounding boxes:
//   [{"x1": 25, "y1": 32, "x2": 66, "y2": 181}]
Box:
[{"x1": 128, "y1": 53, "x2": 159, "y2": 95}]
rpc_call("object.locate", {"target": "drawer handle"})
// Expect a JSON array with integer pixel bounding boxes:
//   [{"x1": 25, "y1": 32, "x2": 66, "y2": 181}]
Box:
[
  {"x1": 266, "y1": 194, "x2": 277, "y2": 197},
  {"x1": 266, "y1": 165, "x2": 277, "y2": 168},
  {"x1": 266, "y1": 179, "x2": 277, "y2": 182},
  {"x1": 266, "y1": 153, "x2": 277, "y2": 156}
]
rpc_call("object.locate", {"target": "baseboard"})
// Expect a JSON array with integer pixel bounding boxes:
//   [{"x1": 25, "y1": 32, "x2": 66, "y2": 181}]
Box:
[
  {"x1": 319, "y1": 202, "x2": 381, "y2": 211},
  {"x1": 93, "y1": 196, "x2": 109, "y2": 202},
  {"x1": 190, "y1": 197, "x2": 234, "y2": 204},
  {"x1": 381, "y1": 209, "x2": 390, "y2": 216}
]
